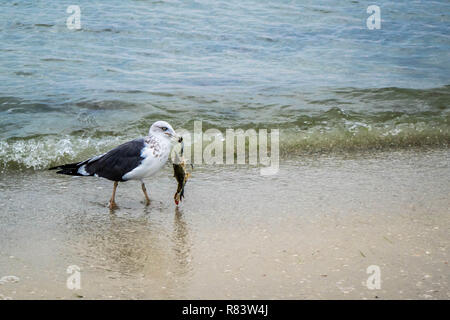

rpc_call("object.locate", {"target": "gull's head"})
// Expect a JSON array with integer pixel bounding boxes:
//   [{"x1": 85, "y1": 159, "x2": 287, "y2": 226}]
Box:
[{"x1": 149, "y1": 121, "x2": 182, "y2": 143}]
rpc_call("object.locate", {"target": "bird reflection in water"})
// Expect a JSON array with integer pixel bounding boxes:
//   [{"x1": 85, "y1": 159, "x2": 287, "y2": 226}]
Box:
[
  {"x1": 171, "y1": 207, "x2": 192, "y2": 277},
  {"x1": 67, "y1": 205, "x2": 193, "y2": 296}
]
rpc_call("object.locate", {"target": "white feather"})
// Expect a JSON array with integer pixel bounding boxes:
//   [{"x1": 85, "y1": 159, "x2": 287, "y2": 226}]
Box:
[
  {"x1": 77, "y1": 164, "x2": 89, "y2": 176},
  {"x1": 122, "y1": 136, "x2": 171, "y2": 181}
]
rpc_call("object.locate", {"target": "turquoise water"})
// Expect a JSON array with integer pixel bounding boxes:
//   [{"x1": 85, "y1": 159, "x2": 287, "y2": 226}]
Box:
[{"x1": 0, "y1": 0, "x2": 449, "y2": 170}]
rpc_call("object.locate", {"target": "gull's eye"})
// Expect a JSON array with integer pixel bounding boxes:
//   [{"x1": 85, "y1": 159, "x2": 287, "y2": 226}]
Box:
[{"x1": 161, "y1": 127, "x2": 168, "y2": 132}]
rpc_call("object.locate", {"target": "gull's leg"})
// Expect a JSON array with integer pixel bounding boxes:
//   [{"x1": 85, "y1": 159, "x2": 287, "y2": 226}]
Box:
[
  {"x1": 141, "y1": 181, "x2": 150, "y2": 205},
  {"x1": 109, "y1": 181, "x2": 118, "y2": 210}
]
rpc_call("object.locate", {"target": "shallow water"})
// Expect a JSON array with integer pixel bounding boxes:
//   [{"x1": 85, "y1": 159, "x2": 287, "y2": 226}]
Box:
[
  {"x1": 0, "y1": 150, "x2": 448, "y2": 299},
  {"x1": 0, "y1": 1, "x2": 449, "y2": 300},
  {"x1": 0, "y1": 1, "x2": 449, "y2": 170}
]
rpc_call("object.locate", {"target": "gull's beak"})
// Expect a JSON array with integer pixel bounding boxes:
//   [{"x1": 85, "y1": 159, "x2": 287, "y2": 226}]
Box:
[{"x1": 166, "y1": 132, "x2": 182, "y2": 143}]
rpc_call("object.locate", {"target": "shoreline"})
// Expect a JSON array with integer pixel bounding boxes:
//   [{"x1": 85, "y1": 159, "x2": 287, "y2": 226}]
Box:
[{"x1": 0, "y1": 149, "x2": 449, "y2": 299}]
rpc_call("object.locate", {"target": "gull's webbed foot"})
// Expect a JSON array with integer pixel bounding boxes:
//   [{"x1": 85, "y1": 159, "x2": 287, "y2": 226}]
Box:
[{"x1": 108, "y1": 200, "x2": 118, "y2": 210}]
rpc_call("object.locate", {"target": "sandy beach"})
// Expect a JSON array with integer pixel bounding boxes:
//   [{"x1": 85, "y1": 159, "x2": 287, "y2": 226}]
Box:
[
  {"x1": 1, "y1": 0, "x2": 450, "y2": 305},
  {"x1": 0, "y1": 148, "x2": 448, "y2": 299}
]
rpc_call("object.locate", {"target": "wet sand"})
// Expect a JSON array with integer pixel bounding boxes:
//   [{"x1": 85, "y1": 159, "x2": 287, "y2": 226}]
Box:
[{"x1": 0, "y1": 149, "x2": 449, "y2": 299}]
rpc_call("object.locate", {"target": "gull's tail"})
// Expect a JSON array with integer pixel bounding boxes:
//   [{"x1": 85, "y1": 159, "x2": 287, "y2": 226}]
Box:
[{"x1": 49, "y1": 160, "x2": 90, "y2": 176}]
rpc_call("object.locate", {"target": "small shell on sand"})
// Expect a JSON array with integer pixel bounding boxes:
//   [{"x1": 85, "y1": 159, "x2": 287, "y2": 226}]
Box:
[{"x1": 0, "y1": 275, "x2": 20, "y2": 284}]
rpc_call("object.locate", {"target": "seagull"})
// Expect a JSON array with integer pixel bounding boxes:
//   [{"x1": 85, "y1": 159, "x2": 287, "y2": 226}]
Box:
[{"x1": 50, "y1": 121, "x2": 181, "y2": 209}]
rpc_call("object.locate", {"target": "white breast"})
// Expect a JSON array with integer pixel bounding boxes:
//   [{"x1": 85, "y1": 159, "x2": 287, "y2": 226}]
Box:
[{"x1": 122, "y1": 136, "x2": 170, "y2": 181}]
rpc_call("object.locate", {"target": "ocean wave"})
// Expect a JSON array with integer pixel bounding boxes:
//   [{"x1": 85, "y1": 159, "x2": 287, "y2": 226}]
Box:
[
  {"x1": 0, "y1": 118, "x2": 448, "y2": 172},
  {"x1": 279, "y1": 122, "x2": 449, "y2": 155},
  {"x1": 1, "y1": 84, "x2": 449, "y2": 172},
  {"x1": 0, "y1": 135, "x2": 122, "y2": 172}
]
